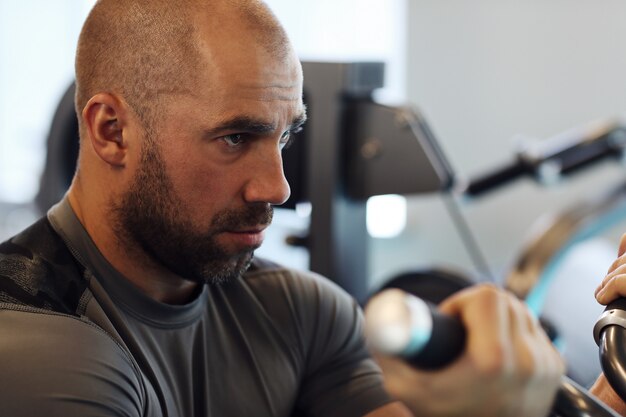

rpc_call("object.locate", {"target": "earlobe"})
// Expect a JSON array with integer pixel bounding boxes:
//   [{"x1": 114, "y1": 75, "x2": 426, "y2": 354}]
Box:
[{"x1": 82, "y1": 93, "x2": 130, "y2": 167}]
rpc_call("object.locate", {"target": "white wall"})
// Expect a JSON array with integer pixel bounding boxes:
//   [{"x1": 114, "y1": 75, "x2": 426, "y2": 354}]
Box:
[
  {"x1": 266, "y1": 0, "x2": 406, "y2": 100},
  {"x1": 407, "y1": 0, "x2": 626, "y2": 174},
  {"x1": 0, "y1": 1, "x2": 94, "y2": 203}
]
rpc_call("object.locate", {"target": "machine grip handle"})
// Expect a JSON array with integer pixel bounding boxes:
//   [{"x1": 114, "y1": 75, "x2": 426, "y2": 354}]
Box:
[
  {"x1": 365, "y1": 289, "x2": 466, "y2": 370},
  {"x1": 606, "y1": 298, "x2": 626, "y2": 313},
  {"x1": 412, "y1": 301, "x2": 466, "y2": 369}
]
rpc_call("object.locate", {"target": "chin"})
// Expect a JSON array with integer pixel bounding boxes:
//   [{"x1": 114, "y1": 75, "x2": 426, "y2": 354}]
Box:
[{"x1": 193, "y1": 251, "x2": 255, "y2": 286}]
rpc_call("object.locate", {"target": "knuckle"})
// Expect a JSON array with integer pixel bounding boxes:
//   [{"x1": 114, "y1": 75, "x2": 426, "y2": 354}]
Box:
[
  {"x1": 473, "y1": 284, "x2": 502, "y2": 304},
  {"x1": 610, "y1": 255, "x2": 626, "y2": 273},
  {"x1": 620, "y1": 233, "x2": 626, "y2": 248},
  {"x1": 605, "y1": 274, "x2": 626, "y2": 294},
  {"x1": 609, "y1": 258, "x2": 621, "y2": 273},
  {"x1": 603, "y1": 276, "x2": 616, "y2": 292},
  {"x1": 475, "y1": 345, "x2": 511, "y2": 377},
  {"x1": 609, "y1": 265, "x2": 626, "y2": 282}
]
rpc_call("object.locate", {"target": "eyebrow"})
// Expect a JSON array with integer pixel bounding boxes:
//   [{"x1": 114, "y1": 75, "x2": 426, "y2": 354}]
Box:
[
  {"x1": 290, "y1": 112, "x2": 308, "y2": 131},
  {"x1": 206, "y1": 117, "x2": 275, "y2": 137},
  {"x1": 207, "y1": 110, "x2": 308, "y2": 137}
]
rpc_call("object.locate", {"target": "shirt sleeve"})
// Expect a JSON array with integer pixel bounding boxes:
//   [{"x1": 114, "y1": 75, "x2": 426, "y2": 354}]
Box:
[
  {"x1": 293, "y1": 273, "x2": 393, "y2": 417},
  {"x1": 0, "y1": 308, "x2": 144, "y2": 417}
]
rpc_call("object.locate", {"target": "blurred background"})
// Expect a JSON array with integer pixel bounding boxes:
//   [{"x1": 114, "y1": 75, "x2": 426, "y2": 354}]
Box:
[{"x1": 3, "y1": 0, "x2": 626, "y2": 387}]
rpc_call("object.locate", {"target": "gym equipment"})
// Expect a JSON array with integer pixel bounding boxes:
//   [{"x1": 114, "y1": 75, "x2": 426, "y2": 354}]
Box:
[{"x1": 367, "y1": 276, "x2": 621, "y2": 417}]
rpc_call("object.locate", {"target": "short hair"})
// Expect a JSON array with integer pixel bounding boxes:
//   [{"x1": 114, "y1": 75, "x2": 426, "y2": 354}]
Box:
[
  {"x1": 232, "y1": 0, "x2": 291, "y2": 60},
  {"x1": 75, "y1": 0, "x2": 291, "y2": 132},
  {"x1": 75, "y1": 0, "x2": 201, "y2": 130}
]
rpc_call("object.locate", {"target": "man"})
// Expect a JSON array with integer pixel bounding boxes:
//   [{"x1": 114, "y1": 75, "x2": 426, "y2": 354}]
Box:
[{"x1": 0, "y1": 0, "x2": 563, "y2": 416}]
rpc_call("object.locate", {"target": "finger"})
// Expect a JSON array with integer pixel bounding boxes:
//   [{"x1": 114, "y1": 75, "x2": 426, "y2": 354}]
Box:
[
  {"x1": 507, "y1": 291, "x2": 541, "y2": 336},
  {"x1": 510, "y1": 292, "x2": 561, "y2": 371},
  {"x1": 596, "y1": 273, "x2": 626, "y2": 305},
  {"x1": 508, "y1": 296, "x2": 537, "y2": 417},
  {"x1": 596, "y1": 263, "x2": 626, "y2": 296},
  {"x1": 440, "y1": 284, "x2": 513, "y2": 375},
  {"x1": 497, "y1": 293, "x2": 551, "y2": 417},
  {"x1": 596, "y1": 238, "x2": 626, "y2": 298},
  {"x1": 505, "y1": 293, "x2": 565, "y2": 417},
  {"x1": 618, "y1": 233, "x2": 626, "y2": 257},
  {"x1": 505, "y1": 293, "x2": 537, "y2": 378},
  {"x1": 606, "y1": 253, "x2": 626, "y2": 275}
]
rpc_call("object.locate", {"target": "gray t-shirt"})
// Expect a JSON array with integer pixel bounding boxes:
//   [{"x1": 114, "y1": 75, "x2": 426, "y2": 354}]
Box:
[{"x1": 0, "y1": 199, "x2": 391, "y2": 417}]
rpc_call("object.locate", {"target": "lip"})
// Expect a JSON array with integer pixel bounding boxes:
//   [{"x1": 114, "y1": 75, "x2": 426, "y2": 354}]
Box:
[{"x1": 222, "y1": 226, "x2": 267, "y2": 248}]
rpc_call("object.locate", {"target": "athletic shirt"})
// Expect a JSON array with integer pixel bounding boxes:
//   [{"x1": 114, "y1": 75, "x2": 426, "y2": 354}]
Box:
[{"x1": 0, "y1": 198, "x2": 391, "y2": 417}]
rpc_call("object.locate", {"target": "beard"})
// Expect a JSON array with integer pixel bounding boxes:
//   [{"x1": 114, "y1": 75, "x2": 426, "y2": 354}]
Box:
[{"x1": 110, "y1": 138, "x2": 273, "y2": 285}]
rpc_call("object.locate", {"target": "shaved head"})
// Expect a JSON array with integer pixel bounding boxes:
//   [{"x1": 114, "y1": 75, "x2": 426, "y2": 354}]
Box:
[{"x1": 75, "y1": 0, "x2": 290, "y2": 129}]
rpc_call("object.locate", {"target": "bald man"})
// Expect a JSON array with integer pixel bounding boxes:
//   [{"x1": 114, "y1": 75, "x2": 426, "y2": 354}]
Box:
[{"x1": 0, "y1": 1, "x2": 563, "y2": 416}]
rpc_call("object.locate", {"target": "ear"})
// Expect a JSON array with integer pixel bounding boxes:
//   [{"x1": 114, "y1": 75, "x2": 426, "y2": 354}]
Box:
[{"x1": 81, "y1": 93, "x2": 133, "y2": 167}]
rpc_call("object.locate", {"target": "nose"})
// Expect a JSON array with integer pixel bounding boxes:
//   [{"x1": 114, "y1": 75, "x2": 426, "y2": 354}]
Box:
[{"x1": 243, "y1": 145, "x2": 291, "y2": 206}]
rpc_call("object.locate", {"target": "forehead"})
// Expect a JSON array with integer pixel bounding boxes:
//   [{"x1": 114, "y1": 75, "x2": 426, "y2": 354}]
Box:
[
  {"x1": 159, "y1": 64, "x2": 305, "y2": 133},
  {"x1": 184, "y1": 40, "x2": 303, "y2": 120},
  {"x1": 156, "y1": 11, "x2": 304, "y2": 126},
  {"x1": 202, "y1": 40, "x2": 301, "y2": 93},
  {"x1": 195, "y1": 10, "x2": 300, "y2": 87}
]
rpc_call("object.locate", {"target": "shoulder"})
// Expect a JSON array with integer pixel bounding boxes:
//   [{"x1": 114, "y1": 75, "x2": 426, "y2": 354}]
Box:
[
  {"x1": 0, "y1": 218, "x2": 89, "y2": 315},
  {"x1": 0, "y1": 308, "x2": 137, "y2": 372},
  {"x1": 0, "y1": 308, "x2": 144, "y2": 416}
]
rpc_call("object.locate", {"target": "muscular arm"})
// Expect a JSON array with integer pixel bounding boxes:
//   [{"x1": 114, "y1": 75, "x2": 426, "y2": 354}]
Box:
[{"x1": 0, "y1": 309, "x2": 144, "y2": 417}]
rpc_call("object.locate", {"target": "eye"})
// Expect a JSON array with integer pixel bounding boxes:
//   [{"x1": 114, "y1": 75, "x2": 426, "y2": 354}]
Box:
[
  {"x1": 280, "y1": 126, "x2": 303, "y2": 150},
  {"x1": 222, "y1": 134, "x2": 246, "y2": 147}
]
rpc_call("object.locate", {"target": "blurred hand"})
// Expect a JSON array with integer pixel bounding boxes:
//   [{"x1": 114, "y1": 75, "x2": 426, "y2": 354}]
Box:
[
  {"x1": 373, "y1": 284, "x2": 564, "y2": 417},
  {"x1": 595, "y1": 233, "x2": 626, "y2": 305}
]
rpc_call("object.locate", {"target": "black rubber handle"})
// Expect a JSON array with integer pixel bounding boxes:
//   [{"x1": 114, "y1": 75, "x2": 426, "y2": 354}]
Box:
[
  {"x1": 409, "y1": 302, "x2": 466, "y2": 370},
  {"x1": 606, "y1": 298, "x2": 626, "y2": 314}
]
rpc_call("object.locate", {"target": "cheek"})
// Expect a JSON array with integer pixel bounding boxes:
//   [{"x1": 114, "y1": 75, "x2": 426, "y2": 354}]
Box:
[
  {"x1": 158, "y1": 136, "x2": 251, "y2": 217},
  {"x1": 167, "y1": 160, "x2": 241, "y2": 218}
]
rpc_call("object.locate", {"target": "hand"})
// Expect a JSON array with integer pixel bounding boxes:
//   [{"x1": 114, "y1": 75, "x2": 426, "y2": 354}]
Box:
[
  {"x1": 373, "y1": 284, "x2": 564, "y2": 417},
  {"x1": 595, "y1": 233, "x2": 626, "y2": 305}
]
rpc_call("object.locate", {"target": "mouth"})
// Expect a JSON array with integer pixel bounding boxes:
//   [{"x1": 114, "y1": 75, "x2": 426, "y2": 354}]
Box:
[{"x1": 221, "y1": 225, "x2": 268, "y2": 249}]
